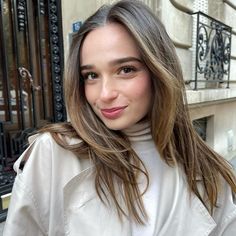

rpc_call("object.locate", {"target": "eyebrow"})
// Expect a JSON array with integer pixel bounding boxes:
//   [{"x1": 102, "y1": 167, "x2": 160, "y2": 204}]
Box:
[{"x1": 80, "y1": 57, "x2": 142, "y2": 71}]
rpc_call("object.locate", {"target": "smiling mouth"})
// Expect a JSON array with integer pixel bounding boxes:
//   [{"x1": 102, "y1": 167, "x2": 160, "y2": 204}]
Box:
[{"x1": 101, "y1": 106, "x2": 127, "y2": 119}]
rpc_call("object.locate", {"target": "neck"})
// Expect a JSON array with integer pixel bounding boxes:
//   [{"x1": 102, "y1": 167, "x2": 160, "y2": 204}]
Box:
[{"x1": 122, "y1": 122, "x2": 152, "y2": 142}]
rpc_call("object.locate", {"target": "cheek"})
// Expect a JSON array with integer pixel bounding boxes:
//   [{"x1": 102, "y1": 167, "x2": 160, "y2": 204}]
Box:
[
  {"x1": 84, "y1": 86, "x2": 95, "y2": 106},
  {"x1": 136, "y1": 78, "x2": 152, "y2": 114},
  {"x1": 133, "y1": 75, "x2": 152, "y2": 102}
]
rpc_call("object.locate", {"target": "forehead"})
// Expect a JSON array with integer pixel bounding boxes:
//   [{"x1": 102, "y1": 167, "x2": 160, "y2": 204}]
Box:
[{"x1": 80, "y1": 23, "x2": 141, "y2": 63}]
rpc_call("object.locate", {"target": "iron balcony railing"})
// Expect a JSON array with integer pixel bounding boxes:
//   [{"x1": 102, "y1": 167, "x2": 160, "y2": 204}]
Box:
[{"x1": 189, "y1": 12, "x2": 232, "y2": 90}]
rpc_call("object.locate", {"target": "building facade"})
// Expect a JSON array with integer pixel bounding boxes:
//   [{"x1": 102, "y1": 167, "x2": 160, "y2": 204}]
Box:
[
  {"x1": 0, "y1": 0, "x2": 66, "y2": 220},
  {"x1": 0, "y1": 0, "x2": 236, "y2": 220}
]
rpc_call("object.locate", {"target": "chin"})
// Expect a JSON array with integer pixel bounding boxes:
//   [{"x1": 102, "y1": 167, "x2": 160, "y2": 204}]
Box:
[
  {"x1": 104, "y1": 124, "x2": 128, "y2": 131},
  {"x1": 103, "y1": 119, "x2": 143, "y2": 131}
]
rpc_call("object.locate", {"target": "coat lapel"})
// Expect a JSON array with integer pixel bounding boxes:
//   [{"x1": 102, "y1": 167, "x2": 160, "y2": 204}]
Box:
[
  {"x1": 157, "y1": 191, "x2": 216, "y2": 236},
  {"x1": 63, "y1": 167, "x2": 131, "y2": 236},
  {"x1": 63, "y1": 165, "x2": 216, "y2": 236}
]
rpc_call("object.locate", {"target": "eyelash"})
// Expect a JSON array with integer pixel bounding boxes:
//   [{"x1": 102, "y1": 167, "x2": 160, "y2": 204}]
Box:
[
  {"x1": 119, "y1": 66, "x2": 137, "y2": 74},
  {"x1": 81, "y1": 65, "x2": 137, "y2": 81},
  {"x1": 82, "y1": 72, "x2": 98, "y2": 80}
]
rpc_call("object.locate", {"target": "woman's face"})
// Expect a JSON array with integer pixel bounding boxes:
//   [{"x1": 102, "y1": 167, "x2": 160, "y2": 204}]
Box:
[{"x1": 80, "y1": 23, "x2": 152, "y2": 130}]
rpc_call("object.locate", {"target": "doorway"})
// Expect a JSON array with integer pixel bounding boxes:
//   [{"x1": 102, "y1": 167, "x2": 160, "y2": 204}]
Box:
[{"x1": 0, "y1": 0, "x2": 66, "y2": 220}]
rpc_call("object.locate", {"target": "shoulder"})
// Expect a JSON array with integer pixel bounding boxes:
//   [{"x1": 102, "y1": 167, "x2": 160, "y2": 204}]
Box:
[
  {"x1": 13, "y1": 132, "x2": 53, "y2": 174},
  {"x1": 29, "y1": 131, "x2": 83, "y2": 147},
  {"x1": 6, "y1": 133, "x2": 93, "y2": 235},
  {"x1": 14, "y1": 132, "x2": 83, "y2": 173},
  {"x1": 13, "y1": 132, "x2": 92, "y2": 189},
  {"x1": 11, "y1": 131, "x2": 93, "y2": 206}
]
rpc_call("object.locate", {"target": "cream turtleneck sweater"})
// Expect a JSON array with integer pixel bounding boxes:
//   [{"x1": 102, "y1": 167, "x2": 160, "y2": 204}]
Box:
[
  {"x1": 124, "y1": 122, "x2": 205, "y2": 235},
  {"x1": 124, "y1": 122, "x2": 175, "y2": 235}
]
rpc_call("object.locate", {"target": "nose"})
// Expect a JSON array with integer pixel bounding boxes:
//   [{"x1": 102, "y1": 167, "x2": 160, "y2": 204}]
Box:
[{"x1": 100, "y1": 77, "x2": 118, "y2": 102}]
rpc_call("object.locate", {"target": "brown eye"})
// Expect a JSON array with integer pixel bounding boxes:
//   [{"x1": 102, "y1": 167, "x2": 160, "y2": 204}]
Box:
[
  {"x1": 120, "y1": 66, "x2": 136, "y2": 74},
  {"x1": 83, "y1": 72, "x2": 98, "y2": 80}
]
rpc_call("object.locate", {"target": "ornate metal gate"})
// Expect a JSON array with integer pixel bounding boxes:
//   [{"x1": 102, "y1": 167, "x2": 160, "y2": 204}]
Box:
[{"x1": 0, "y1": 0, "x2": 66, "y2": 220}]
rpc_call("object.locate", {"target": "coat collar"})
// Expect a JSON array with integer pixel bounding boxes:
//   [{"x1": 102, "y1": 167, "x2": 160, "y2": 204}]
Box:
[
  {"x1": 63, "y1": 167, "x2": 131, "y2": 236},
  {"x1": 62, "y1": 166, "x2": 216, "y2": 236}
]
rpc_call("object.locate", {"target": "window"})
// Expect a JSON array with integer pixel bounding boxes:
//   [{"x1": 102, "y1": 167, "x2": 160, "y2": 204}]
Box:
[{"x1": 193, "y1": 117, "x2": 207, "y2": 141}]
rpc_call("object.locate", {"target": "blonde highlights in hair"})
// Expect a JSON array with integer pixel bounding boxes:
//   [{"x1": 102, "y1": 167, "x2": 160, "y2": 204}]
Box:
[{"x1": 42, "y1": 0, "x2": 236, "y2": 223}]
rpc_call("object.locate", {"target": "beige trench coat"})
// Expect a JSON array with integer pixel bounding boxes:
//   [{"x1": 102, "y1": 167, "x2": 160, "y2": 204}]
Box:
[{"x1": 3, "y1": 133, "x2": 236, "y2": 236}]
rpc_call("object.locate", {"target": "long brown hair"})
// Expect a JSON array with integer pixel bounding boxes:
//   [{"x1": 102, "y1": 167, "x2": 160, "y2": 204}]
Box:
[{"x1": 42, "y1": 0, "x2": 236, "y2": 224}]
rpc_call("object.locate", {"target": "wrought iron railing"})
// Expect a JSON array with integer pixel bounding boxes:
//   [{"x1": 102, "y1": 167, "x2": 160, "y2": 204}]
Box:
[
  {"x1": 0, "y1": 122, "x2": 15, "y2": 221},
  {"x1": 0, "y1": 122, "x2": 6, "y2": 165},
  {"x1": 189, "y1": 12, "x2": 232, "y2": 90}
]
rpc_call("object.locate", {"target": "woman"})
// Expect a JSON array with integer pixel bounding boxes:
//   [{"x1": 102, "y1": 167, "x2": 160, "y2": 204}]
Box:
[{"x1": 4, "y1": 0, "x2": 236, "y2": 235}]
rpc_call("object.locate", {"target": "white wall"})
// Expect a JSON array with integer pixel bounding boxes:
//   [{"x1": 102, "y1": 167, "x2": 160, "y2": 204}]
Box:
[{"x1": 189, "y1": 99, "x2": 236, "y2": 159}]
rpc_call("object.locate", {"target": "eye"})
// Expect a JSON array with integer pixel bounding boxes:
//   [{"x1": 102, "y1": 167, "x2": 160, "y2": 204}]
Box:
[
  {"x1": 119, "y1": 66, "x2": 136, "y2": 75},
  {"x1": 82, "y1": 72, "x2": 98, "y2": 80}
]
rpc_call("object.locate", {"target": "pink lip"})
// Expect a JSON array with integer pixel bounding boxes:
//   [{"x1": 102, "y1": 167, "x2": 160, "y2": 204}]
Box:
[{"x1": 101, "y1": 106, "x2": 127, "y2": 119}]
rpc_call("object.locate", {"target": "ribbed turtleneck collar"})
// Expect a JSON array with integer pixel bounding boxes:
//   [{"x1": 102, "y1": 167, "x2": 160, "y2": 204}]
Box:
[{"x1": 122, "y1": 122, "x2": 152, "y2": 142}]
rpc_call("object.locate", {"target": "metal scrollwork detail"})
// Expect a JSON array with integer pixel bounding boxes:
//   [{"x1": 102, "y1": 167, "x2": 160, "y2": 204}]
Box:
[
  {"x1": 18, "y1": 67, "x2": 41, "y2": 91},
  {"x1": 49, "y1": 0, "x2": 65, "y2": 122},
  {"x1": 50, "y1": 14, "x2": 57, "y2": 23},
  {"x1": 197, "y1": 25, "x2": 209, "y2": 73},
  {"x1": 195, "y1": 12, "x2": 231, "y2": 88},
  {"x1": 52, "y1": 34, "x2": 59, "y2": 43}
]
